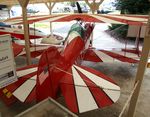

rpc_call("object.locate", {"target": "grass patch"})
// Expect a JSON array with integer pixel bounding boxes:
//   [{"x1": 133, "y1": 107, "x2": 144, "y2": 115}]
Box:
[{"x1": 30, "y1": 23, "x2": 49, "y2": 28}]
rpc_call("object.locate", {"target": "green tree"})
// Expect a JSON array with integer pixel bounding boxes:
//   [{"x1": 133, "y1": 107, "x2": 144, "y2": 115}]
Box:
[
  {"x1": 109, "y1": 0, "x2": 150, "y2": 39},
  {"x1": 116, "y1": 0, "x2": 150, "y2": 14}
]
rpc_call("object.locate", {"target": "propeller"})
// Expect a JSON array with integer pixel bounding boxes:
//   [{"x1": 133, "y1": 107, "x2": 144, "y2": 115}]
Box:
[{"x1": 76, "y1": 2, "x2": 82, "y2": 13}]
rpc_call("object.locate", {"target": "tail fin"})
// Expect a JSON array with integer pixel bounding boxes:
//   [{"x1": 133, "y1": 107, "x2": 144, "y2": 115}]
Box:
[{"x1": 36, "y1": 46, "x2": 61, "y2": 101}]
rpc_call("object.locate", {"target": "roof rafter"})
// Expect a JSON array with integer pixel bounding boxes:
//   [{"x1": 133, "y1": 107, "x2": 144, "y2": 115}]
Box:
[{"x1": 0, "y1": 0, "x2": 76, "y2": 5}]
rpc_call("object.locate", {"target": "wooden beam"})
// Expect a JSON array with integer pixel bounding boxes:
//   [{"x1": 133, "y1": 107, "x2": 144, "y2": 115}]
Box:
[
  {"x1": 18, "y1": 0, "x2": 29, "y2": 7},
  {"x1": 134, "y1": 26, "x2": 142, "y2": 56},
  {"x1": 85, "y1": 0, "x2": 104, "y2": 14},
  {"x1": 7, "y1": 5, "x2": 12, "y2": 18},
  {"x1": 127, "y1": 13, "x2": 150, "y2": 117},
  {"x1": 45, "y1": 2, "x2": 49, "y2": 9},
  {"x1": 0, "y1": 0, "x2": 76, "y2": 6},
  {"x1": 45, "y1": 2, "x2": 56, "y2": 12},
  {"x1": 18, "y1": 0, "x2": 31, "y2": 65}
]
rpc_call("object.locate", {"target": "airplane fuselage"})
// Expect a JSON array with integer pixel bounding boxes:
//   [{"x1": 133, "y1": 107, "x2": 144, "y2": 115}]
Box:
[{"x1": 36, "y1": 23, "x2": 94, "y2": 101}]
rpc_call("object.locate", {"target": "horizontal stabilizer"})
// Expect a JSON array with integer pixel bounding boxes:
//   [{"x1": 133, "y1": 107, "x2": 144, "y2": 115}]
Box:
[
  {"x1": 0, "y1": 65, "x2": 38, "y2": 104},
  {"x1": 82, "y1": 49, "x2": 138, "y2": 63},
  {"x1": 60, "y1": 64, "x2": 120, "y2": 113}
]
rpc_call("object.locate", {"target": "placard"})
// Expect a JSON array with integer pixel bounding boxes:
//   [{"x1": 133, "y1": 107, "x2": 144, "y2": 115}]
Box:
[{"x1": 0, "y1": 34, "x2": 17, "y2": 88}]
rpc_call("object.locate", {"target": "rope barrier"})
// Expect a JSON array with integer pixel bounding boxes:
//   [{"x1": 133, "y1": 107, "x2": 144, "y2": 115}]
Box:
[{"x1": 54, "y1": 66, "x2": 120, "y2": 91}]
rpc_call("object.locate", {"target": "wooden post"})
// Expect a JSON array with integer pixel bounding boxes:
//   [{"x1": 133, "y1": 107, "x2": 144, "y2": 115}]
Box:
[
  {"x1": 18, "y1": 0, "x2": 31, "y2": 65},
  {"x1": 85, "y1": 0, "x2": 104, "y2": 14},
  {"x1": 45, "y1": 2, "x2": 56, "y2": 35},
  {"x1": 135, "y1": 26, "x2": 142, "y2": 55},
  {"x1": 7, "y1": 6, "x2": 12, "y2": 18},
  {"x1": 127, "y1": 13, "x2": 150, "y2": 117},
  {"x1": 85, "y1": 0, "x2": 104, "y2": 46}
]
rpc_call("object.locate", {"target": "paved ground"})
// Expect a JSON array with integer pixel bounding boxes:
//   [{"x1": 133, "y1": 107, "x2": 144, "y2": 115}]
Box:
[
  {"x1": 0, "y1": 23, "x2": 149, "y2": 117},
  {"x1": 1, "y1": 59, "x2": 150, "y2": 117}
]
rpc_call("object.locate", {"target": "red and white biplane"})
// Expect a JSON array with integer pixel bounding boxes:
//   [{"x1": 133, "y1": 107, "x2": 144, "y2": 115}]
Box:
[
  {"x1": 0, "y1": 21, "x2": 121, "y2": 113},
  {"x1": 0, "y1": 13, "x2": 149, "y2": 113}
]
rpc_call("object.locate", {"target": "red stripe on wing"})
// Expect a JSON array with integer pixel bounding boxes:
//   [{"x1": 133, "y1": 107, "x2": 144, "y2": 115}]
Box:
[
  {"x1": 82, "y1": 49, "x2": 102, "y2": 62},
  {"x1": 77, "y1": 65, "x2": 116, "y2": 84},
  {"x1": 12, "y1": 42, "x2": 24, "y2": 57},
  {"x1": 122, "y1": 48, "x2": 141, "y2": 55},
  {"x1": 100, "y1": 50, "x2": 138, "y2": 63},
  {"x1": 60, "y1": 69, "x2": 79, "y2": 113},
  {"x1": 17, "y1": 64, "x2": 38, "y2": 71},
  {"x1": 75, "y1": 68, "x2": 113, "y2": 107},
  {"x1": 21, "y1": 50, "x2": 45, "y2": 58}
]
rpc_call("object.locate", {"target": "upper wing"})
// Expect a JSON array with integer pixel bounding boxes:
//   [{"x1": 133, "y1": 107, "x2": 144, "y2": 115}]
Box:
[
  {"x1": 12, "y1": 42, "x2": 48, "y2": 58},
  {"x1": 4, "y1": 14, "x2": 148, "y2": 25},
  {"x1": 81, "y1": 48, "x2": 139, "y2": 63},
  {"x1": 122, "y1": 48, "x2": 141, "y2": 55},
  {"x1": 0, "y1": 27, "x2": 43, "y2": 39},
  {"x1": 14, "y1": 41, "x2": 63, "y2": 58},
  {"x1": 12, "y1": 42, "x2": 24, "y2": 57},
  {"x1": 60, "y1": 64, "x2": 120, "y2": 113}
]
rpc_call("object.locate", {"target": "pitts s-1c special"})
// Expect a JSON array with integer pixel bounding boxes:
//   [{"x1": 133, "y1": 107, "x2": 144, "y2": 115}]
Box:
[{"x1": 0, "y1": 21, "x2": 121, "y2": 113}]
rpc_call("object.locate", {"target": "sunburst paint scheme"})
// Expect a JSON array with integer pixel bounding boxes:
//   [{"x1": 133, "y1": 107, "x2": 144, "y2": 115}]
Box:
[
  {"x1": 3, "y1": 14, "x2": 148, "y2": 61},
  {"x1": 0, "y1": 22, "x2": 121, "y2": 113},
  {"x1": 1, "y1": 14, "x2": 148, "y2": 112}
]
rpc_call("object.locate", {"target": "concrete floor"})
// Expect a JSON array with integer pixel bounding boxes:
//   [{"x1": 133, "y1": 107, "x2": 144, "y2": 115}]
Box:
[{"x1": 0, "y1": 57, "x2": 150, "y2": 117}]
